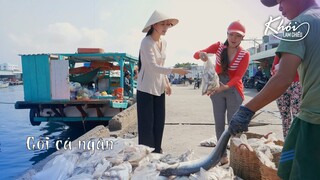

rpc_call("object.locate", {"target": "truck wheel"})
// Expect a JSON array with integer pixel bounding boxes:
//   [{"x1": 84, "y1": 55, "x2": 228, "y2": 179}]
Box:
[{"x1": 30, "y1": 109, "x2": 41, "y2": 126}]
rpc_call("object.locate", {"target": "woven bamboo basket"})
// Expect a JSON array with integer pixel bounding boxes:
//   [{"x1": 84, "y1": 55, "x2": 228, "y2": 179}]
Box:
[
  {"x1": 260, "y1": 163, "x2": 280, "y2": 180},
  {"x1": 230, "y1": 132, "x2": 283, "y2": 180},
  {"x1": 260, "y1": 139, "x2": 283, "y2": 180}
]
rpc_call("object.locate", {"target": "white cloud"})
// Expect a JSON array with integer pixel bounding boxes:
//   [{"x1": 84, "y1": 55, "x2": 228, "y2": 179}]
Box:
[
  {"x1": 113, "y1": 27, "x2": 144, "y2": 57},
  {"x1": 1, "y1": 0, "x2": 305, "y2": 67},
  {"x1": 47, "y1": 22, "x2": 83, "y2": 43},
  {"x1": 99, "y1": 11, "x2": 112, "y2": 22},
  {"x1": 9, "y1": 22, "x2": 109, "y2": 55}
]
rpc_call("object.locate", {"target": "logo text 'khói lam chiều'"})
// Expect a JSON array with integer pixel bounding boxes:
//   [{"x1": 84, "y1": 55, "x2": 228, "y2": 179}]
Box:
[{"x1": 264, "y1": 16, "x2": 310, "y2": 42}]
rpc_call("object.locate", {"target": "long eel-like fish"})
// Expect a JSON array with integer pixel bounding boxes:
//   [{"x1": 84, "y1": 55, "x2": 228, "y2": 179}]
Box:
[{"x1": 160, "y1": 129, "x2": 231, "y2": 177}]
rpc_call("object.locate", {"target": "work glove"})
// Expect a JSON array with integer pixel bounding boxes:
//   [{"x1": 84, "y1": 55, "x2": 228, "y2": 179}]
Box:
[{"x1": 228, "y1": 105, "x2": 255, "y2": 136}]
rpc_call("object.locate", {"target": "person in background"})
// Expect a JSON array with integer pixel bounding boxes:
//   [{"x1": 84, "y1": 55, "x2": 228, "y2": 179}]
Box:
[
  {"x1": 137, "y1": 10, "x2": 189, "y2": 153},
  {"x1": 194, "y1": 73, "x2": 201, "y2": 89},
  {"x1": 254, "y1": 66, "x2": 264, "y2": 80},
  {"x1": 124, "y1": 71, "x2": 132, "y2": 96},
  {"x1": 193, "y1": 20, "x2": 250, "y2": 165},
  {"x1": 271, "y1": 55, "x2": 302, "y2": 139},
  {"x1": 228, "y1": 0, "x2": 320, "y2": 178},
  {"x1": 133, "y1": 66, "x2": 139, "y2": 80}
]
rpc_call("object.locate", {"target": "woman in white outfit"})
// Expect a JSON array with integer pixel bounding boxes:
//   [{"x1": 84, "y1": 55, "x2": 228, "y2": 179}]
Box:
[{"x1": 137, "y1": 10, "x2": 189, "y2": 153}]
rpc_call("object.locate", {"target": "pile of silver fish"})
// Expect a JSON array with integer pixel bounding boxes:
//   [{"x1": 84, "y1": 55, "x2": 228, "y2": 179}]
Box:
[
  {"x1": 232, "y1": 133, "x2": 283, "y2": 170},
  {"x1": 202, "y1": 58, "x2": 220, "y2": 95},
  {"x1": 29, "y1": 135, "x2": 234, "y2": 180}
]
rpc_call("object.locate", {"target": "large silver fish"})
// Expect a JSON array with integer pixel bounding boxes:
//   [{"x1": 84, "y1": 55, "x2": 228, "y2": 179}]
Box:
[{"x1": 160, "y1": 129, "x2": 231, "y2": 177}]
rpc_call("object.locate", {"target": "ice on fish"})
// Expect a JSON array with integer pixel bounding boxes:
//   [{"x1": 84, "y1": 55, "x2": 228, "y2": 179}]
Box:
[
  {"x1": 92, "y1": 158, "x2": 112, "y2": 178},
  {"x1": 123, "y1": 144, "x2": 153, "y2": 166},
  {"x1": 33, "y1": 151, "x2": 79, "y2": 180},
  {"x1": 131, "y1": 161, "x2": 160, "y2": 179},
  {"x1": 103, "y1": 161, "x2": 132, "y2": 179}
]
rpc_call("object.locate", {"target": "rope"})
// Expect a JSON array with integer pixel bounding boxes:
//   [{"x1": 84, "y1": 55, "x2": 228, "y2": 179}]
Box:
[{"x1": 0, "y1": 101, "x2": 15, "y2": 104}]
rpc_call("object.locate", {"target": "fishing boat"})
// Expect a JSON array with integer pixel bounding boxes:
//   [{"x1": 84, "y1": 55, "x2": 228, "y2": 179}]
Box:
[
  {"x1": 0, "y1": 81, "x2": 9, "y2": 88},
  {"x1": 15, "y1": 49, "x2": 138, "y2": 126}
]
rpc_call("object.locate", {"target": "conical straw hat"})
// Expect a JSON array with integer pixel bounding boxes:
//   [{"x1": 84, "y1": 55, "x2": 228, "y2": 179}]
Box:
[{"x1": 142, "y1": 10, "x2": 179, "y2": 33}]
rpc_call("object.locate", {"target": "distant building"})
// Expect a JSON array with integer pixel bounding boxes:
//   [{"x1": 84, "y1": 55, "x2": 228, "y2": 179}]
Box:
[
  {"x1": 0, "y1": 63, "x2": 20, "y2": 71},
  {"x1": 0, "y1": 63, "x2": 22, "y2": 80},
  {"x1": 247, "y1": 34, "x2": 281, "y2": 78},
  {"x1": 189, "y1": 65, "x2": 204, "y2": 79},
  {"x1": 170, "y1": 64, "x2": 204, "y2": 80}
]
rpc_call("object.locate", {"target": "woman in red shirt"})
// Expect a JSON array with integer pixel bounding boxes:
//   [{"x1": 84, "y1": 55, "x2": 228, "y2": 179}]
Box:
[
  {"x1": 271, "y1": 55, "x2": 302, "y2": 139},
  {"x1": 194, "y1": 21, "x2": 250, "y2": 165}
]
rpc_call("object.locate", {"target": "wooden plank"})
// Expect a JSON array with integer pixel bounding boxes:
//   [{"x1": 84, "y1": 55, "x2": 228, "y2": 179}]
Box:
[
  {"x1": 36, "y1": 55, "x2": 51, "y2": 101},
  {"x1": 77, "y1": 48, "x2": 104, "y2": 54},
  {"x1": 21, "y1": 56, "x2": 35, "y2": 101},
  {"x1": 50, "y1": 60, "x2": 69, "y2": 100},
  {"x1": 76, "y1": 105, "x2": 88, "y2": 117},
  {"x1": 95, "y1": 107, "x2": 104, "y2": 117},
  {"x1": 14, "y1": 99, "x2": 118, "y2": 110},
  {"x1": 34, "y1": 117, "x2": 112, "y2": 122},
  {"x1": 22, "y1": 55, "x2": 51, "y2": 101}
]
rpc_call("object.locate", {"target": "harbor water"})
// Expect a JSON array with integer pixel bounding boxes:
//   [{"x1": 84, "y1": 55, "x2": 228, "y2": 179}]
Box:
[{"x1": 0, "y1": 86, "x2": 87, "y2": 179}]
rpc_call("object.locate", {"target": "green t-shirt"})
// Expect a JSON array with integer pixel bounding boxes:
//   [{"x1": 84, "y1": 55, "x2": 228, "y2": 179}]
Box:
[{"x1": 276, "y1": 6, "x2": 320, "y2": 124}]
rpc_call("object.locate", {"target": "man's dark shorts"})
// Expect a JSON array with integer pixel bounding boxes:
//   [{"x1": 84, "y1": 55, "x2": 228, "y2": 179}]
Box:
[{"x1": 278, "y1": 117, "x2": 320, "y2": 180}]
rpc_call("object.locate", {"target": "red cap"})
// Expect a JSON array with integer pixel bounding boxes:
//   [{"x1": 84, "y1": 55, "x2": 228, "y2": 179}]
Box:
[{"x1": 227, "y1": 21, "x2": 246, "y2": 36}]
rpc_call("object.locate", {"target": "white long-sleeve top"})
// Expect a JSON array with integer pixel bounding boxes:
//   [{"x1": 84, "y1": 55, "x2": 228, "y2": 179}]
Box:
[{"x1": 137, "y1": 36, "x2": 173, "y2": 96}]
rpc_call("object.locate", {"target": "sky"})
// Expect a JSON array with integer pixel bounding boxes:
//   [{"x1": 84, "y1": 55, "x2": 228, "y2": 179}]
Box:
[{"x1": 1, "y1": 0, "x2": 318, "y2": 68}]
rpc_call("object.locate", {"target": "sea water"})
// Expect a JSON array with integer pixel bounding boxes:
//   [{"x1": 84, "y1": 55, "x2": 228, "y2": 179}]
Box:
[{"x1": 0, "y1": 86, "x2": 86, "y2": 179}]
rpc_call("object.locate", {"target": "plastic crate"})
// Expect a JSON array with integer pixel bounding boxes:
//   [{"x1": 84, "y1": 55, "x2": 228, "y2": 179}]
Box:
[
  {"x1": 110, "y1": 100, "x2": 128, "y2": 108},
  {"x1": 94, "y1": 95, "x2": 116, "y2": 100}
]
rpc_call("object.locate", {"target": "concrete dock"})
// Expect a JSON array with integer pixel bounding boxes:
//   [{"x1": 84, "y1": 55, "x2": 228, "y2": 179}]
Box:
[
  {"x1": 19, "y1": 84, "x2": 284, "y2": 179},
  {"x1": 154, "y1": 84, "x2": 283, "y2": 158}
]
